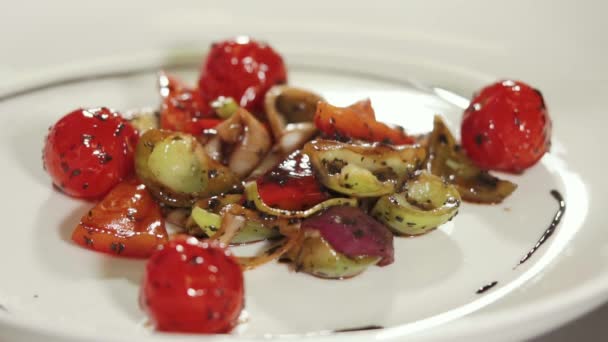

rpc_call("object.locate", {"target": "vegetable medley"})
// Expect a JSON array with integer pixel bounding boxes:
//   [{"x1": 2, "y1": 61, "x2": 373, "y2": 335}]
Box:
[{"x1": 42, "y1": 37, "x2": 552, "y2": 334}]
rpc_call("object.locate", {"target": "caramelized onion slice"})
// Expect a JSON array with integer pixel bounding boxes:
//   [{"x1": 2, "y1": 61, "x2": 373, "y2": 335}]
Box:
[{"x1": 264, "y1": 85, "x2": 323, "y2": 141}]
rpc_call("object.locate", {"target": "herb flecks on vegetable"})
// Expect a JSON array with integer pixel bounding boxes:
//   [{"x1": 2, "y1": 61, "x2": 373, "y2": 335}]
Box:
[
  {"x1": 426, "y1": 116, "x2": 517, "y2": 204},
  {"x1": 303, "y1": 139, "x2": 425, "y2": 197},
  {"x1": 372, "y1": 172, "x2": 461, "y2": 236}
]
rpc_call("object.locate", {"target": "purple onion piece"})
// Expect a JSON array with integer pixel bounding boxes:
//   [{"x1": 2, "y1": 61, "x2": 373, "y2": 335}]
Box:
[{"x1": 302, "y1": 206, "x2": 394, "y2": 266}]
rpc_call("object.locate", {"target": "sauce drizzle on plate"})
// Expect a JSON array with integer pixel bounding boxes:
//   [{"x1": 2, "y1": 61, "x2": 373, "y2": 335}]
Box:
[{"x1": 516, "y1": 190, "x2": 565, "y2": 267}]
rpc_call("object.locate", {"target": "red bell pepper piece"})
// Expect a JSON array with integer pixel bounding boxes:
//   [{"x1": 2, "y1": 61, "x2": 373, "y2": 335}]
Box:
[
  {"x1": 71, "y1": 179, "x2": 168, "y2": 258},
  {"x1": 256, "y1": 151, "x2": 328, "y2": 211},
  {"x1": 159, "y1": 72, "x2": 220, "y2": 135},
  {"x1": 314, "y1": 99, "x2": 415, "y2": 145}
]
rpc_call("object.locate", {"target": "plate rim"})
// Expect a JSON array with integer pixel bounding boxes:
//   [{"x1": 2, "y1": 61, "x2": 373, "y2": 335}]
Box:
[{"x1": 0, "y1": 51, "x2": 603, "y2": 342}]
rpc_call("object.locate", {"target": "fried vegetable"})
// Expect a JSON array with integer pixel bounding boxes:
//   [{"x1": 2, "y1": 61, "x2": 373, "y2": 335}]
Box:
[
  {"x1": 287, "y1": 231, "x2": 380, "y2": 279},
  {"x1": 255, "y1": 150, "x2": 329, "y2": 211},
  {"x1": 314, "y1": 99, "x2": 415, "y2": 144},
  {"x1": 204, "y1": 108, "x2": 272, "y2": 178},
  {"x1": 301, "y1": 206, "x2": 394, "y2": 266},
  {"x1": 126, "y1": 108, "x2": 159, "y2": 134},
  {"x1": 135, "y1": 129, "x2": 238, "y2": 207},
  {"x1": 426, "y1": 116, "x2": 517, "y2": 204},
  {"x1": 244, "y1": 181, "x2": 357, "y2": 218},
  {"x1": 190, "y1": 207, "x2": 280, "y2": 244},
  {"x1": 264, "y1": 85, "x2": 323, "y2": 141},
  {"x1": 211, "y1": 96, "x2": 239, "y2": 119},
  {"x1": 303, "y1": 139, "x2": 426, "y2": 197},
  {"x1": 188, "y1": 195, "x2": 282, "y2": 244},
  {"x1": 372, "y1": 172, "x2": 460, "y2": 235}
]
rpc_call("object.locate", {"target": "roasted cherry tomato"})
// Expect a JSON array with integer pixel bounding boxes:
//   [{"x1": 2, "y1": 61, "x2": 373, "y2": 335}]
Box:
[
  {"x1": 314, "y1": 99, "x2": 415, "y2": 145},
  {"x1": 71, "y1": 179, "x2": 168, "y2": 258},
  {"x1": 198, "y1": 37, "x2": 287, "y2": 114},
  {"x1": 43, "y1": 107, "x2": 138, "y2": 199},
  {"x1": 461, "y1": 80, "x2": 552, "y2": 173},
  {"x1": 256, "y1": 150, "x2": 329, "y2": 211},
  {"x1": 141, "y1": 236, "x2": 244, "y2": 334},
  {"x1": 159, "y1": 72, "x2": 221, "y2": 135}
]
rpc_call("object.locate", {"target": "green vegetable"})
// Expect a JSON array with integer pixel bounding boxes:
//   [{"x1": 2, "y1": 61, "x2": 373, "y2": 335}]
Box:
[
  {"x1": 426, "y1": 116, "x2": 517, "y2": 204},
  {"x1": 372, "y1": 172, "x2": 461, "y2": 235},
  {"x1": 303, "y1": 140, "x2": 426, "y2": 197},
  {"x1": 244, "y1": 181, "x2": 358, "y2": 218},
  {"x1": 191, "y1": 207, "x2": 279, "y2": 244},
  {"x1": 135, "y1": 129, "x2": 239, "y2": 207},
  {"x1": 147, "y1": 135, "x2": 207, "y2": 194},
  {"x1": 287, "y1": 231, "x2": 380, "y2": 279},
  {"x1": 128, "y1": 110, "x2": 159, "y2": 134},
  {"x1": 211, "y1": 96, "x2": 239, "y2": 119}
]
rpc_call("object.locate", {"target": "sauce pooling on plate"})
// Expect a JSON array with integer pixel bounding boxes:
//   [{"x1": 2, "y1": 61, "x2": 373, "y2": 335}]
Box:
[{"x1": 516, "y1": 190, "x2": 565, "y2": 267}]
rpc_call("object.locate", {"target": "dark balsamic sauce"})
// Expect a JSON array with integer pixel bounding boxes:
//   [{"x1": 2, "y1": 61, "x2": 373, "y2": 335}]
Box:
[
  {"x1": 476, "y1": 281, "x2": 498, "y2": 294},
  {"x1": 333, "y1": 325, "x2": 384, "y2": 333},
  {"x1": 260, "y1": 150, "x2": 313, "y2": 185},
  {"x1": 516, "y1": 190, "x2": 565, "y2": 267}
]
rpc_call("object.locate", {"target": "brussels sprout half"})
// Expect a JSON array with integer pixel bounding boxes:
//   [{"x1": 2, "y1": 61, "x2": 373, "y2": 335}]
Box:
[
  {"x1": 303, "y1": 140, "x2": 425, "y2": 197},
  {"x1": 288, "y1": 231, "x2": 380, "y2": 279},
  {"x1": 372, "y1": 172, "x2": 461, "y2": 235},
  {"x1": 135, "y1": 129, "x2": 238, "y2": 207}
]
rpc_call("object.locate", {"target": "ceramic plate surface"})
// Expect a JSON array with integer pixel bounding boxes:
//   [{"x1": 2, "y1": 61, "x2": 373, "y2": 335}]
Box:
[{"x1": 0, "y1": 2, "x2": 606, "y2": 341}]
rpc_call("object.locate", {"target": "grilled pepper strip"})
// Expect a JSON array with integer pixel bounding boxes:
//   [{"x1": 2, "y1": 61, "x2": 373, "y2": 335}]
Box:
[
  {"x1": 244, "y1": 181, "x2": 357, "y2": 218},
  {"x1": 372, "y1": 172, "x2": 461, "y2": 236},
  {"x1": 426, "y1": 116, "x2": 517, "y2": 204},
  {"x1": 135, "y1": 129, "x2": 238, "y2": 207},
  {"x1": 314, "y1": 99, "x2": 415, "y2": 144},
  {"x1": 256, "y1": 150, "x2": 329, "y2": 211},
  {"x1": 303, "y1": 139, "x2": 426, "y2": 197}
]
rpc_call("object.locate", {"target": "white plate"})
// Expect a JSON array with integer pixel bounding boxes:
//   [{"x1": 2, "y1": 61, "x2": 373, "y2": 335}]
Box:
[{"x1": 0, "y1": 2, "x2": 606, "y2": 341}]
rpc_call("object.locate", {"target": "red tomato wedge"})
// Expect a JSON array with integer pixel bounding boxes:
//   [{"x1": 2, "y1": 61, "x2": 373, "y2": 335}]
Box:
[
  {"x1": 159, "y1": 72, "x2": 220, "y2": 135},
  {"x1": 256, "y1": 151, "x2": 328, "y2": 211},
  {"x1": 71, "y1": 179, "x2": 168, "y2": 258},
  {"x1": 314, "y1": 99, "x2": 415, "y2": 145}
]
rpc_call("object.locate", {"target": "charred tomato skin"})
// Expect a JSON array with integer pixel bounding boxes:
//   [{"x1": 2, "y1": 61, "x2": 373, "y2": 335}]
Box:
[
  {"x1": 461, "y1": 80, "x2": 551, "y2": 173},
  {"x1": 198, "y1": 37, "x2": 287, "y2": 113},
  {"x1": 43, "y1": 107, "x2": 138, "y2": 199},
  {"x1": 141, "y1": 237, "x2": 245, "y2": 334}
]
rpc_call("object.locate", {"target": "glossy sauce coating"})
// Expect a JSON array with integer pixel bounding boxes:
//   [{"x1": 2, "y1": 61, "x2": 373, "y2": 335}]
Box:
[
  {"x1": 43, "y1": 107, "x2": 138, "y2": 199},
  {"x1": 198, "y1": 37, "x2": 287, "y2": 113},
  {"x1": 71, "y1": 179, "x2": 168, "y2": 258},
  {"x1": 461, "y1": 80, "x2": 551, "y2": 173},
  {"x1": 257, "y1": 150, "x2": 329, "y2": 210},
  {"x1": 141, "y1": 237, "x2": 244, "y2": 333}
]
